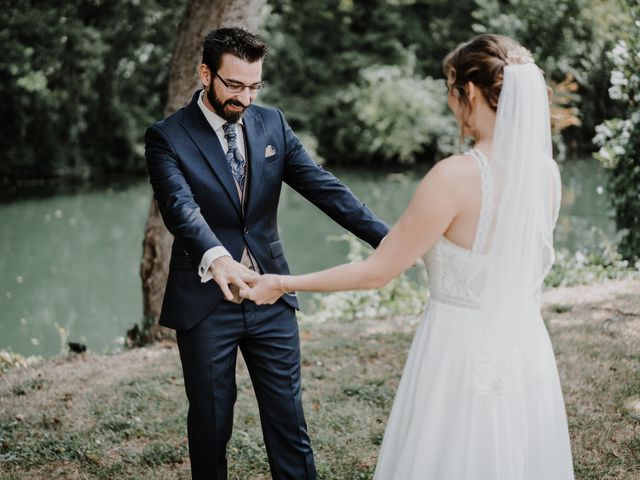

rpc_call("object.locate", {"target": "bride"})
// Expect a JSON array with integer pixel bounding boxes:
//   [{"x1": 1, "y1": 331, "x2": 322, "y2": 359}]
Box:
[{"x1": 242, "y1": 34, "x2": 574, "y2": 479}]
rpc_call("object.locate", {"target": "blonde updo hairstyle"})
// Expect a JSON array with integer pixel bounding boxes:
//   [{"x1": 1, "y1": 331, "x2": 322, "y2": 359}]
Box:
[{"x1": 443, "y1": 34, "x2": 535, "y2": 142}]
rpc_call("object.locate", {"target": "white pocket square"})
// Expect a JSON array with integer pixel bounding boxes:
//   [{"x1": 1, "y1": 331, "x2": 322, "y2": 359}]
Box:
[{"x1": 265, "y1": 145, "x2": 277, "y2": 157}]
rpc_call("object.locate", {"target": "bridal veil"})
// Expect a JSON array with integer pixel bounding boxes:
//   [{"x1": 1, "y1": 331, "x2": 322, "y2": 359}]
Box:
[{"x1": 473, "y1": 58, "x2": 561, "y2": 394}]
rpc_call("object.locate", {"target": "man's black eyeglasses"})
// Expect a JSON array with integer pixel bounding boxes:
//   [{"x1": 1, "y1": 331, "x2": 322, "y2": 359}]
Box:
[{"x1": 214, "y1": 71, "x2": 264, "y2": 94}]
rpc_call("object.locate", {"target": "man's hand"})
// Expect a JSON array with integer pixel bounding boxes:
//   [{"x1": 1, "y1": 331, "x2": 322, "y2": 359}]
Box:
[
  {"x1": 240, "y1": 274, "x2": 284, "y2": 305},
  {"x1": 210, "y1": 256, "x2": 259, "y2": 302}
]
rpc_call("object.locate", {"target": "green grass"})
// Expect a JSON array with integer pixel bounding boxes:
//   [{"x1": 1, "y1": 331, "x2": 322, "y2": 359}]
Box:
[{"x1": 0, "y1": 282, "x2": 639, "y2": 479}]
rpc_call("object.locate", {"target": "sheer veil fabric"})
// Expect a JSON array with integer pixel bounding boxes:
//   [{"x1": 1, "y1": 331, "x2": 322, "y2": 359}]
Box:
[{"x1": 473, "y1": 61, "x2": 560, "y2": 395}]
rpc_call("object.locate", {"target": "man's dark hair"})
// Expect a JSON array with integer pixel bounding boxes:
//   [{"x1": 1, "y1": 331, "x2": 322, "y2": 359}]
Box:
[{"x1": 202, "y1": 27, "x2": 269, "y2": 71}]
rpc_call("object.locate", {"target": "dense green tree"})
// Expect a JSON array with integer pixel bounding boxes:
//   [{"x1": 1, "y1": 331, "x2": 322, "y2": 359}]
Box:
[
  {"x1": 0, "y1": 1, "x2": 183, "y2": 179},
  {"x1": 260, "y1": 0, "x2": 475, "y2": 164},
  {"x1": 0, "y1": 0, "x2": 634, "y2": 177},
  {"x1": 260, "y1": 0, "x2": 626, "y2": 164},
  {"x1": 594, "y1": 2, "x2": 640, "y2": 260},
  {"x1": 472, "y1": 0, "x2": 632, "y2": 148}
]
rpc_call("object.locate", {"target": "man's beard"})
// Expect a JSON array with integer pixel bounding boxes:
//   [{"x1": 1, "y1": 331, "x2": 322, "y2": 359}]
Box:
[{"x1": 207, "y1": 87, "x2": 248, "y2": 123}]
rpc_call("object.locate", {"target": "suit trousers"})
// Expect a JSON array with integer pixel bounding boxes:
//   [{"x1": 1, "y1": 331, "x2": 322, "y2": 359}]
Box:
[{"x1": 176, "y1": 298, "x2": 317, "y2": 480}]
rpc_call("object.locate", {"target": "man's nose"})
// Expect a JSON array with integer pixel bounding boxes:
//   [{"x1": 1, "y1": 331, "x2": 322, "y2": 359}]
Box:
[{"x1": 237, "y1": 88, "x2": 252, "y2": 105}]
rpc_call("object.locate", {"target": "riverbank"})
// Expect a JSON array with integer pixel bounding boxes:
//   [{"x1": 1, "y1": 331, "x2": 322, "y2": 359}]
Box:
[
  {"x1": 0, "y1": 157, "x2": 616, "y2": 357},
  {"x1": 1, "y1": 279, "x2": 639, "y2": 479}
]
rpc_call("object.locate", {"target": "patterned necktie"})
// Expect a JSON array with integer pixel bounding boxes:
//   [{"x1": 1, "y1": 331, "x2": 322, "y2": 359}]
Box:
[{"x1": 223, "y1": 122, "x2": 246, "y2": 190}]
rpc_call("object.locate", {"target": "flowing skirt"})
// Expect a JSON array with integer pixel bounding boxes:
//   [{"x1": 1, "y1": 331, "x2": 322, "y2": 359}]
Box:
[{"x1": 373, "y1": 300, "x2": 574, "y2": 479}]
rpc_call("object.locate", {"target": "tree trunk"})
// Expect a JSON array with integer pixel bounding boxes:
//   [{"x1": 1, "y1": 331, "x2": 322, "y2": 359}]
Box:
[
  {"x1": 131, "y1": 0, "x2": 267, "y2": 346},
  {"x1": 165, "y1": 0, "x2": 268, "y2": 116}
]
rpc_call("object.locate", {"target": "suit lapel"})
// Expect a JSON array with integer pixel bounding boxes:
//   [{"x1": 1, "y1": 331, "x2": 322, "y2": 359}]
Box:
[
  {"x1": 243, "y1": 108, "x2": 266, "y2": 218},
  {"x1": 180, "y1": 93, "x2": 243, "y2": 218}
]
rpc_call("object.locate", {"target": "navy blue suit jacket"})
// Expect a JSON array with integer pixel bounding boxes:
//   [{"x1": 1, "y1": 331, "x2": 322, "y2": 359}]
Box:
[{"x1": 145, "y1": 91, "x2": 389, "y2": 331}]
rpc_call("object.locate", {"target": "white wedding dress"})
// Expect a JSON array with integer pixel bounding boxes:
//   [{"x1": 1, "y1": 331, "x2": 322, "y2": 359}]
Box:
[{"x1": 373, "y1": 149, "x2": 575, "y2": 479}]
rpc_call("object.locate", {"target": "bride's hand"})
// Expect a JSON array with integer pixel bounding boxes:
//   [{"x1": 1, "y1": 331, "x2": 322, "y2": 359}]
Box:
[{"x1": 240, "y1": 274, "x2": 284, "y2": 305}]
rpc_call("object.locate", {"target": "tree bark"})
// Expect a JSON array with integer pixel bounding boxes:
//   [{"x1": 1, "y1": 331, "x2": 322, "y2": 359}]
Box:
[{"x1": 132, "y1": 0, "x2": 267, "y2": 346}]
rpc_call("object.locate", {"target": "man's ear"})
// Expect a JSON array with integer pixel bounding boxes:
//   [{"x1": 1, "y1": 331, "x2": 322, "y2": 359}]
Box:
[{"x1": 198, "y1": 64, "x2": 210, "y2": 88}]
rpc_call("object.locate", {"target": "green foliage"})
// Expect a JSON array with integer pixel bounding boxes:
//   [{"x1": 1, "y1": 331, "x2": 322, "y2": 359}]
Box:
[
  {"x1": 593, "y1": 6, "x2": 640, "y2": 260},
  {"x1": 261, "y1": 0, "x2": 628, "y2": 163},
  {"x1": 2, "y1": 0, "x2": 634, "y2": 177},
  {"x1": 0, "y1": 1, "x2": 183, "y2": 179},
  {"x1": 300, "y1": 234, "x2": 639, "y2": 325},
  {"x1": 471, "y1": 0, "x2": 632, "y2": 149},
  {"x1": 545, "y1": 244, "x2": 640, "y2": 288},
  {"x1": 261, "y1": 0, "x2": 476, "y2": 164},
  {"x1": 471, "y1": 0, "x2": 594, "y2": 78},
  {"x1": 0, "y1": 349, "x2": 41, "y2": 372},
  {"x1": 300, "y1": 234, "x2": 427, "y2": 323},
  {"x1": 332, "y1": 53, "x2": 457, "y2": 163},
  {"x1": 569, "y1": 0, "x2": 633, "y2": 147}
]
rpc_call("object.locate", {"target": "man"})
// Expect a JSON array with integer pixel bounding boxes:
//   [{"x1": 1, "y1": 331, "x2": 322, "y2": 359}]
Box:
[{"x1": 145, "y1": 27, "x2": 388, "y2": 480}]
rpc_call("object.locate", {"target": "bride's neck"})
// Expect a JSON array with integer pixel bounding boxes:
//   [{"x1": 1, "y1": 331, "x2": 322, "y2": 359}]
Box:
[{"x1": 472, "y1": 109, "x2": 496, "y2": 157}]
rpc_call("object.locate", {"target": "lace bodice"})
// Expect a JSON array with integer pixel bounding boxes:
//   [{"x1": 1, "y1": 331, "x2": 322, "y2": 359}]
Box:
[{"x1": 423, "y1": 149, "x2": 492, "y2": 309}]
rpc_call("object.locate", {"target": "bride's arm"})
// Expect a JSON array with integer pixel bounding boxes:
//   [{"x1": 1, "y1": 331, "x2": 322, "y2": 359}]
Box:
[{"x1": 244, "y1": 158, "x2": 464, "y2": 303}]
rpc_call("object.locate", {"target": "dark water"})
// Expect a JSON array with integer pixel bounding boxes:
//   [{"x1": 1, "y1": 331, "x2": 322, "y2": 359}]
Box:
[{"x1": 0, "y1": 158, "x2": 615, "y2": 357}]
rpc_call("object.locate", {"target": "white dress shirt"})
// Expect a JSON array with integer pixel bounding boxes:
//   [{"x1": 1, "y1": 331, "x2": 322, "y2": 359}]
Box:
[{"x1": 196, "y1": 90, "x2": 248, "y2": 283}]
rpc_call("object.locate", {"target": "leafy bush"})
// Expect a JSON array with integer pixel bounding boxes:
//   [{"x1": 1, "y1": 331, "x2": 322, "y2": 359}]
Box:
[
  {"x1": 300, "y1": 235, "x2": 427, "y2": 323},
  {"x1": 545, "y1": 244, "x2": 640, "y2": 288},
  {"x1": 593, "y1": 9, "x2": 640, "y2": 260},
  {"x1": 300, "y1": 235, "x2": 639, "y2": 324},
  {"x1": 0, "y1": 349, "x2": 41, "y2": 372},
  {"x1": 2, "y1": 0, "x2": 631, "y2": 177},
  {"x1": 472, "y1": 0, "x2": 594, "y2": 78},
  {"x1": 263, "y1": 0, "x2": 627, "y2": 163},
  {"x1": 472, "y1": 0, "x2": 631, "y2": 151},
  {"x1": 330, "y1": 53, "x2": 457, "y2": 164},
  {"x1": 261, "y1": 0, "x2": 477, "y2": 164}
]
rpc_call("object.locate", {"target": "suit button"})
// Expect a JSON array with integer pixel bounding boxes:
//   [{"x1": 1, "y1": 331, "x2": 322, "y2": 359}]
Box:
[{"x1": 244, "y1": 228, "x2": 249, "y2": 235}]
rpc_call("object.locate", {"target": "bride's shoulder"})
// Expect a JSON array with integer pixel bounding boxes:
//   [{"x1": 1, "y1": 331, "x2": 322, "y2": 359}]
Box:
[
  {"x1": 426, "y1": 154, "x2": 478, "y2": 184},
  {"x1": 413, "y1": 154, "x2": 479, "y2": 207}
]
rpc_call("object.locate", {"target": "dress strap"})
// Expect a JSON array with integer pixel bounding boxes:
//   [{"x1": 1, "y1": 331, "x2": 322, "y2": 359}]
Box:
[{"x1": 466, "y1": 148, "x2": 493, "y2": 253}]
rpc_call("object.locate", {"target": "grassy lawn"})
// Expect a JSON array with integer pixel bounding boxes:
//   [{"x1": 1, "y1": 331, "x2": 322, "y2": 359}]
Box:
[{"x1": 1, "y1": 280, "x2": 638, "y2": 479}]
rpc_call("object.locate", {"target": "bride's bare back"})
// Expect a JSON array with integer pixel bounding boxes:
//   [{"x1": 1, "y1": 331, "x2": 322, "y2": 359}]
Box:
[{"x1": 439, "y1": 153, "x2": 485, "y2": 251}]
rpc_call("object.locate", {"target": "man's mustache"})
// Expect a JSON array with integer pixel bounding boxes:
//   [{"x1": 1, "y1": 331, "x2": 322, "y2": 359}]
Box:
[{"x1": 225, "y1": 99, "x2": 249, "y2": 109}]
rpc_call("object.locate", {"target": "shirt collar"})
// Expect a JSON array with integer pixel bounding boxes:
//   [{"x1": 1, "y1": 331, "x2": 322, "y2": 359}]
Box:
[{"x1": 197, "y1": 90, "x2": 243, "y2": 131}]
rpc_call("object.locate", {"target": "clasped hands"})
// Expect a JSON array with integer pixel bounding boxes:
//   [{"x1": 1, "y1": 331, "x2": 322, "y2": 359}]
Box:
[{"x1": 210, "y1": 256, "x2": 286, "y2": 305}]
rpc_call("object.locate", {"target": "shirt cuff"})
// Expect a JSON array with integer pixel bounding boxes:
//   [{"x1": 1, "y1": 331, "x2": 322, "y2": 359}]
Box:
[{"x1": 199, "y1": 246, "x2": 232, "y2": 283}]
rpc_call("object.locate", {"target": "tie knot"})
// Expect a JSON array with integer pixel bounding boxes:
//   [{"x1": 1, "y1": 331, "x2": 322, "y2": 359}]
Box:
[{"x1": 223, "y1": 122, "x2": 237, "y2": 142}]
